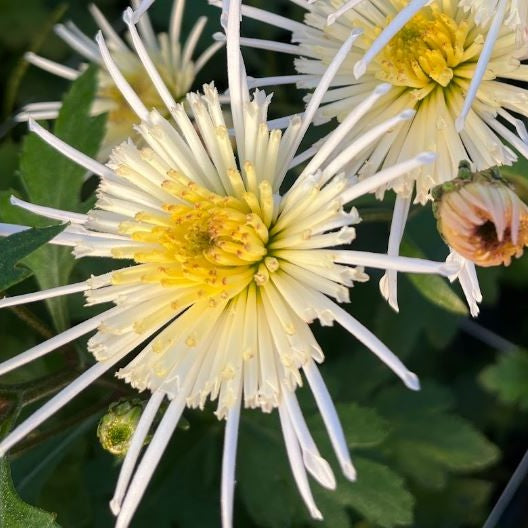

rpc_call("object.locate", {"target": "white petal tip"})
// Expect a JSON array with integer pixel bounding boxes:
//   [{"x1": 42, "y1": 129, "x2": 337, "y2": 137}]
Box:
[
  {"x1": 353, "y1": 60, "x2": 367, "y2": 79},
  {"x1": 304, "y1": 452, "x2": 337, "y2": 490},
  {"x1": 213, "y1": 32, "x2": 226, "y2": 42},
  {"x1": 455, "y1": 116, "x2": 465, "y2": 133},
  {"x1": 122, "y1": 7, "x2": 134, "y2": 25},
  {"x1": 388, "y1": 299, "x2": 400, "y2": 313},
  {"x1": 404, "y1": 372, "x2": 421, "y2": 391},
  {"x1": 109, "y1": 499, "x2": 121, "y2": 516},
  {"x1": 343, "y1": 462, "x2": 357, "y2": 481},
  {"x1": 399, "y1": 109, "x2": 416, "y2": 120},
  {"x1": 416, "y1": 151, "x2": 436, "y2": 164},
  {"x1": 310, "y1": 507, "x2": 324, "y2": 521},
  {"x1": 326, "y1": 14, "x2": 337, "y2": 25},
  {"x1": 375, "y1": 83, "x2": 391, "y2": 95}
]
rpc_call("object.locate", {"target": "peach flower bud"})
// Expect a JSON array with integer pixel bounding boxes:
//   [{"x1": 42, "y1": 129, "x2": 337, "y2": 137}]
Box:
[{"x1": 433, "y1": 161, "x2": 528, "y2": 267}]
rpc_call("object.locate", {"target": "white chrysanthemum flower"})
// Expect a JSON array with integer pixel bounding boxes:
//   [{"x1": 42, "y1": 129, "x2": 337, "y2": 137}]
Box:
[
  {"x1": 229, "y1": 0, "x2": 528, "y2": 313},
  {"x1": 0, "y1": 2, "x2": 460, "y2": 527},
  {"x1": 18, "y1": 0, "x2": 223, "y2": 159}
]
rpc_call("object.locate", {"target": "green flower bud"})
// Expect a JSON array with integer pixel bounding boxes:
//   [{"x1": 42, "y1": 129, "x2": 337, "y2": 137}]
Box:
[{"x1": 97, "y1": 399, "x2": 145, "y2": 456}]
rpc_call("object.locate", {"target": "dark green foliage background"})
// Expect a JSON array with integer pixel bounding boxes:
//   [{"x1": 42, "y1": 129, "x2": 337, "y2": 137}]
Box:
[{"x1": 0, "y1": 1, "x2": 527, "y2": 527}]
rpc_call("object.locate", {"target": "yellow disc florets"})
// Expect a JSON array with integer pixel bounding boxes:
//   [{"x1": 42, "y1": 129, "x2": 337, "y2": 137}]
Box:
[
  {"x1": 376, "y1": 5, "x2": 475, "y2": 98},
  {"x1": 114, "y1": 168, "x2": 273, "y2": 302}
]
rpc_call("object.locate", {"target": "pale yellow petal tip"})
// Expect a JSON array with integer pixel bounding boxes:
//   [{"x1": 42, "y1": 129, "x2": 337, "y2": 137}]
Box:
[
  {"x1": 455, "y1": 115, "x2": 466, "y2": 133},
  {"x1": 110, "y1": 499, "x2": 121, "y2": 516},
  {"x1": 326, "y1": 13, "x2": 337, "y2": 26},
  {"x1": 353, "y1": 59, "x2": 367, "y2": 80}
]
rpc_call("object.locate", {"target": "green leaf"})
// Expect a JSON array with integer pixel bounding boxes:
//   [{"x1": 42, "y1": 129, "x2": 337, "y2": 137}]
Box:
[
  {"x1": 1, "y1": 66, "x2": 106, "y2": 331},
  {"x1": 413, "y1": 477, "x2": 493, "y2": 528},
  {"x1": 0, "y1": 225, "x2": 67, "y2": 291},
  {"x1": 375, "y1": 383, "x2": 500, "y2": 490},
  {"x1": 0, "y1": 458, "x2": 60, "y2": 528},
  {"x1": 238, "y1": 413, "x2": 302, "y2": 528},
  {"x1": 310, "y1": 403, "x2": 390, "y2": 449},
  {"x1": 400, "y1": 240, "x2": 468, "y2": 315},
  {"x1": 311, "y1": 457, "x2": 414, "y2": 528},
  {"x1": 480, "y1": 349, "x2": 528, "y2": 410}
]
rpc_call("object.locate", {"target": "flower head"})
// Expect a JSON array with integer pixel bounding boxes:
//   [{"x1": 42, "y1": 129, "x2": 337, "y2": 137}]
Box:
[
  {"x1": 235, "y1": 0, "x2": 528, "y2": 312},
  {"x1": 433, "y1": 161, "x2": 528, "y2": 267},
  {"x1": 0, "y1": 1, "x2": 458, "y2": 526},
  {"x1": 20, "y1": 0, "x2": 223, "y2": 159}
]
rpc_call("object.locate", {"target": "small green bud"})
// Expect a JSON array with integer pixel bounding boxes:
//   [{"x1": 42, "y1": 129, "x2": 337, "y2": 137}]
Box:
[{"x1": 97, "y1": 399, "x2": 145, "y2": 456}]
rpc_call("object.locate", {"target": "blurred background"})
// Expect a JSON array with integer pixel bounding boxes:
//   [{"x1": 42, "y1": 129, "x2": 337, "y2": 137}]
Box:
[{"x1": 0, "y1": 0, "x2": 527, "y2": 526}]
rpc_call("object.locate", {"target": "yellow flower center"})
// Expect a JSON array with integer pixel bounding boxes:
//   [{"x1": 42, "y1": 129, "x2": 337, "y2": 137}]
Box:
[
  {"x1": 112, "y1": 168, "x2": 277, "y2": 301},
  {"x1": 375, "y1": 5, "x2": 476, "y2": 98}
]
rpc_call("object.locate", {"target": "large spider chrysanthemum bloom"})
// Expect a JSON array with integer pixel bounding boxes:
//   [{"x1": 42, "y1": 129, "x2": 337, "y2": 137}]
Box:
[
  {"x1": 230, "y1": 0, "x2": 528, "y2": 313},
  {"x1": 19, "y1": 0, "x2": 223, "y2": 159},
  {"x1": 0, "y1": 2, "x2": 459, "y2": 526}
]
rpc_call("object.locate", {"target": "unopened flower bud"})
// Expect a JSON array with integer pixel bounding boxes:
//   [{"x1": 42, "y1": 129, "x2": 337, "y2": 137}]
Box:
[
  {"x1": 97, "y1": 399, "x2": 145, "y2": 456},
  {"x1": 433, "y1": 161, "x2": 528, "y2": 267}
]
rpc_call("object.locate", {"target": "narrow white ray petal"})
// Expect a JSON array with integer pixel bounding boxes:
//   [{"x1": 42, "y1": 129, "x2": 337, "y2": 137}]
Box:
[
  {"x1": 132, "y1": 0, "x2": 158, "y2": 51},
  {"x1": 322, "y1": 109, "x2": 415, "y2": 183},
  {"x1": 54, "y1": 24, "x2": 102, "y2": 63},
  {"x1": 0, "y1": 352, "x2": 128, "y2": 457},
  {"x1": 281, "y1": 28, "x2": 363, "y2": 177},
  {"x1": 182, "y1": 17, "x2": 207, "y2": 66},
  {"x1": 95, "y1": 31, "x2": 149, "y2": 122},
  {"x1": 221, "y1": 390, "x2": 242, "y2": 528},
  {"x1": 214, "y1": 33, "x2": 311, "y2": 57},
  {"x1": 300, "y1": 83, "x2": 391, "y2": 179},
  {"x1": 353, "y1": 0, "x2": 430, "y2": 78},
  {"x1": 333, "y1": 250, "x2": 458, "y2": 276},
  {"x1": 340, "y1": 152, "x2": 436, "y2": 203},
  {"x1": 330, "y1": 301, "x2": 420, "y2": 390},
  {"x1": 21, "y1": 102, "x2": 62, "y2": 112},
  {"x1": 88, "y1": 3, "x2": 128, "y2": 51},
  {"x1": 210, "y1": 0, "x2": 307, "y2": 33},
  {"x1": 497, "y1": 109, "x2": 528, "y2": 144},
  {"x1": 289, "y1": 145, "x2": 318, "y2": 169},
  {"x1": 28, "y1": 118, "x2": 116, "y2": 180},
  {"x1": 194, "y1": 41, "x2": 226, "y2": 75},
  {"x1": 169, "y1": 0, "x2": 186, "y2": 48},
  {"x1": 0, "y1": 278, "x2": 104, "y2": 309},
  {"x1": 456, "y1": 0, "x2": 508, "y2": 132},
  {"x1": 245, "y1": 75, "x2": 307, "y2": 90},
  {"x1": 327, "y1": 0, "x2": 363, "y2": 25},
  {"x1": 0, "y1": 223, "x2": 28, "y2": 237},
  {"x1": 303, "y1": 361, "x2": 356, "y2": 481},
  {"x1": 283, "y1": 390, "x2": 336, "y2": 490},
  {"x1": 24, "y1": 52, "x2": 79, "y2": 80},
  {"x1": 15, "y1": 110, "x2": 60, "y2": 122},
  {"x1": 0, "y1": 307, "x2": 119, "y2": 376},
  {"x1": 266, "y1": 114, "x2": 304, "y2": 130},
  {"x1": 131, "y1": 0, "x2": 156, "y2": 22},
  {"x1": 447, "y1": 251, "x2": 482, "y2": 317},
  {"x1": 379, "y1": 195, "x2": 411, "y2": 312},
  {"x1": 123, "y1": 8, "x2": 178, "y2": 117},
  {"x1": 115, "y1": 395, "x2": 188, "y2": 528},
  {"x1": 278, "y1": 403, "x2": 323, "y2": 520},
  {"x1": 10, "y1": 196, "x2": 87, "y2": 224},
  {"x1": 110, "y1": 390, "x2": 165, "y2": 515},
  {"x1": 225, "y1": 0, "x2": 249, "y2": 162},
  {"x1": 0, "y1": 223, "x2": 91, "y2": 248}
]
